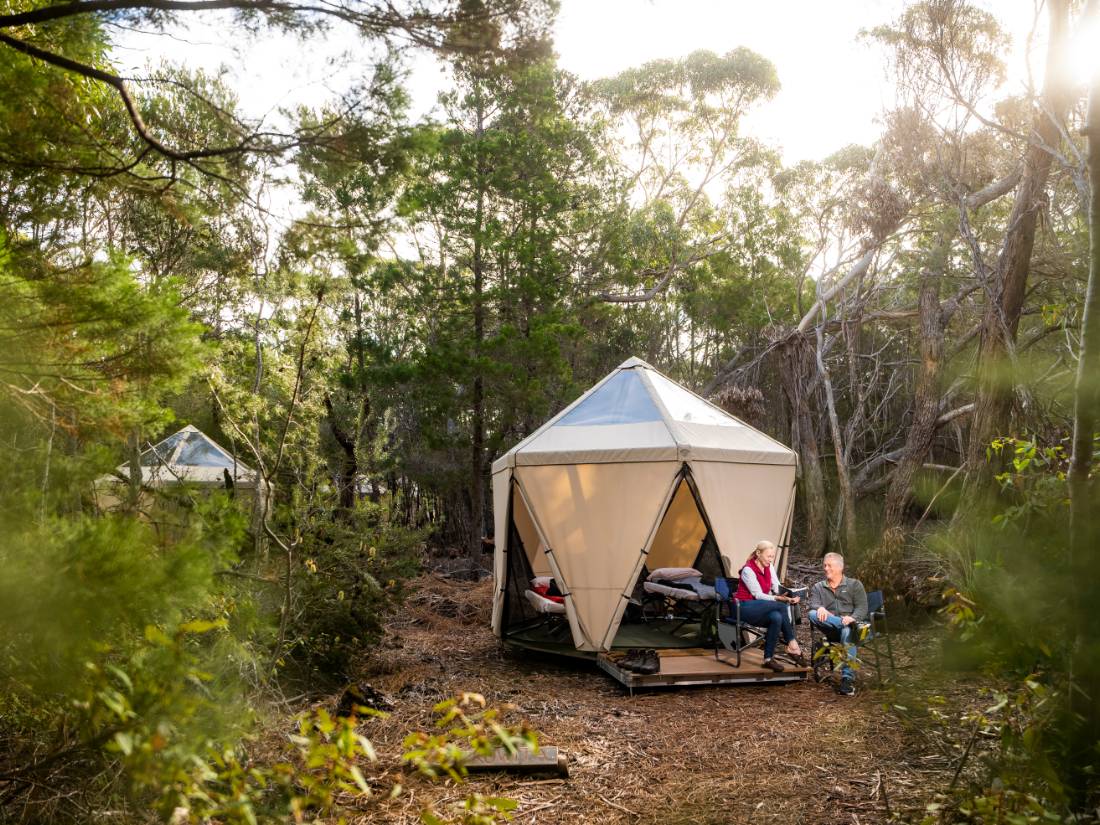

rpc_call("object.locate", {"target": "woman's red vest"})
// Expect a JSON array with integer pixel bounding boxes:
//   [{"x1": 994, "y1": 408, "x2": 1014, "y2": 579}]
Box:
[{"x1": 734, "y1": 557, "x2": 773, "y2": 601}]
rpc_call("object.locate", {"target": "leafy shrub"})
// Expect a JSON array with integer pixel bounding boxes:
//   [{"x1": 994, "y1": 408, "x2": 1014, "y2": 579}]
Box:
[
  {"x1": 282, "y1": 497, "x2": 430, "y2": 684},
  {"x1": 911, "y1": 436, "x2": 1100, "y2": 820}
]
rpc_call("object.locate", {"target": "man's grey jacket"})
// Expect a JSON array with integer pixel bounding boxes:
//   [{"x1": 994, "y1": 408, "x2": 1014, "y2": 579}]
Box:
[{"x1": 808, "y1": 576, "x2": 869, "y2": 621}]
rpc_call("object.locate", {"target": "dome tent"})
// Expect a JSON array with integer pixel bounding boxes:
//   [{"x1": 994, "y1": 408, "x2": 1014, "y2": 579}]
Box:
[
  {"x1": 490, "y1": 357, "x2": 797, "y2": 655},
  {"x1": 95, "y1": 425, "x2": 257, "y2": 510}
]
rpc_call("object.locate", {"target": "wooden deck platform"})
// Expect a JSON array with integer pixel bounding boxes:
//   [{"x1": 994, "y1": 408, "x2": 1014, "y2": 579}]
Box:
[{"x1": 597, "y1": 646, "x2": 810, "y2": 692}]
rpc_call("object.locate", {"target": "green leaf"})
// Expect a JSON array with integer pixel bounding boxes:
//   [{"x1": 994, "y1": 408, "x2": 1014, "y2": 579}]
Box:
[
  {"x1": 357, "y1": 734, "x2": 378, "y2": 761},
  {"x1": 178, "y1": 618, "x2": 228, "y2": 635},
  {"x1": 144, "y1": 624, "x2": 173, "y2": 646},
  {"x1": 348, "y1": 765, "x2": 371, "y2": 795},
  {"x1": 114, "y1": 731, "x2": 134, "y2": 756},
  {"x1": 105, "y1": 664, "x2": 132, "y2": 693}
]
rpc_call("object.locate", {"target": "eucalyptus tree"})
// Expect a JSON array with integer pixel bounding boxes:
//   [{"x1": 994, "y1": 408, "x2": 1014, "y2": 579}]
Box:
[
  {"x1": 589, "y1": 48, "x2": 779, "y2": 305},
  {"x1": 868, "y1": 0, "x2": 1079, "y2": 489}
]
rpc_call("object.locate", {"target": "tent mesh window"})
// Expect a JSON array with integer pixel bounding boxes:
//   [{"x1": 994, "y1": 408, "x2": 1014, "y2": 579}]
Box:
[
  {"x1": 692, "y1": 533, "x2": 725, "y2": 582},
  {"x1": 555, "y1": 370, "x2": 662, "y2": 426},
  {"x1": 501, "y1": 492, "x2": 544, "y2": 635},
  {"x1": 683, "y1": 473, "x2": 725, "y2": 582},
  {"x1": 620, "y1": 475, "x2": 730, "y2": 642}
]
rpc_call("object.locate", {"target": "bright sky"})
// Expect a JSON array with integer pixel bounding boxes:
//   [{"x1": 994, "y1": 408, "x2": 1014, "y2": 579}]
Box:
[{"x1": 111, "y1": 0, "x2": 1047, "y2": 222}]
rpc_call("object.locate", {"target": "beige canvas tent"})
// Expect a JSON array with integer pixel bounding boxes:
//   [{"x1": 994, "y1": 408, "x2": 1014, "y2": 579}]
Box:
[
  {"x1": 490, "y1": 357, "x2": 797, "y2": 655},
  {"x1": 95, "y1": 425, "x2": 258, "y2": 511}
]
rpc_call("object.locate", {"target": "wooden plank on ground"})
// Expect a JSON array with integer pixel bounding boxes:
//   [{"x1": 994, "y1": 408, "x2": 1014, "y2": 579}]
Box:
[{"x1": 465, "y1": 746, "x2": 569, "y2": 777}]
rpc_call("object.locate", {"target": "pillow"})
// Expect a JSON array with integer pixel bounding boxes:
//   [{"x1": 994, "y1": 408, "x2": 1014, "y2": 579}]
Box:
[
  {"x1": 530, "y1": 576, "x2": 564, "y2": 603},
  {"x1": 647, "y1": 567, "x2": 702, "y2": 582}
]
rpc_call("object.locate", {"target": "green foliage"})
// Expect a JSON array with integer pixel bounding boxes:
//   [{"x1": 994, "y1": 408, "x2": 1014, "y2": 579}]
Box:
[
  {"x1": 917, "y1": 434, "x2": 1100, "y2": 819},
  {"x1": 0, "y1": 453, "x2": 262, "y2": 817},
  {"x1": 285, "y1": 499, "x2": 429, "y2": 684},
  {"x1": 148, "y1": 694, "x2": 531, "y2": 825},
  {"x1": 0, "y1": 236, "x2": 208, "y2": 432}
]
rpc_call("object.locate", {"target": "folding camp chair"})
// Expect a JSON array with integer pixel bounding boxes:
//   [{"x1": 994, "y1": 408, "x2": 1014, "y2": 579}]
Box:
[
  {"x1": 712, "y1": 576, "x2": 765, "y2": 668},
  {"x1": 810, "y1": 589, "x2": 895, "y2": 685},
  {"x1": 641, "y1": 580, "x2": 714, "y2": 632}
]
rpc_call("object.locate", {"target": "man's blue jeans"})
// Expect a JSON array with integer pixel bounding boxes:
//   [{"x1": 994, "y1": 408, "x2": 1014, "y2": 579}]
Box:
[
  {"x1": 809, "y1": 614, "x2": 858, "y2": 680},
  {"x1": 736, "y1": 599, "x2": 795, "y2": 660}
]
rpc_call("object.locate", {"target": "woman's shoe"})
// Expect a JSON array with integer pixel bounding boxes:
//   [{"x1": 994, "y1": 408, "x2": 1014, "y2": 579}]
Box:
[
  {"x1": 762, "y1": 658, "x2": 785, "y2": 672},
  {"x1": 787, "y1": 650, "x2": 808, "y2": 667}
]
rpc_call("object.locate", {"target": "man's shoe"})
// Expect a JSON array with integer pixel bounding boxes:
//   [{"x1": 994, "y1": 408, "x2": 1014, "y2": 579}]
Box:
[
  {"x1": 838, "y1": 677, "x2": 856, "y2": 696},
  {"x1": 762, "y1": 658, "x2": 785, "y2": 672},
  {"x1": 785, "y1": 650, "x2": 808, "y2": 667},
  {"x1": 636, "y1": 649, "x2": 661, "y2": 675},
  {"x1": 620, "y1": 649, "x2": 643, "y2": 672}
]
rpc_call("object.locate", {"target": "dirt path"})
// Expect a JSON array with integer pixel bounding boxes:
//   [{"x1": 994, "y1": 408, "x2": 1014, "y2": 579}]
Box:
[{"x1": 343, "y1": 573, "x2": 934, "y2": 825}]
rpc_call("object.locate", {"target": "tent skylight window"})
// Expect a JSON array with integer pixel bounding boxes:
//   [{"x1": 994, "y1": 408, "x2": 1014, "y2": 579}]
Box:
[
  {"x1": 647, "y1": 371, "x2": 739, "y2": 427},
  {"x1": 555, "y1": 370, "x2": 662, "y2": 426},
  {"x1": 176, "y1": 433, "x2": 235, "y2": 467},
  {"x1": 139, "y1": 431, "x2": 186, "y2": 465}
]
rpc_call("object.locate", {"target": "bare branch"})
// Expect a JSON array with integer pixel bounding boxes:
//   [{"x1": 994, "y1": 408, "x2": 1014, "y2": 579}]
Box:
[
  {"x1": 796, "y1": 245, "x2": 879, "y2": 333},
  {"x1": 0, "y1": 31, "x2": 274, "y2": 162},
  {"x1": 935, "y1": 403, "x2": 975, "y2": 426},
  {"x1": 963, "y1": 165, "x2": 1022, "y2": 210}
]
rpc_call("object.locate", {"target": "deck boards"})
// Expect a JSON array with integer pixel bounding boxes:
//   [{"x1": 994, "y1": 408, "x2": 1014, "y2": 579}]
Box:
[{"x1": 598, "y1": 646, "x2": 809, "y2": 690}]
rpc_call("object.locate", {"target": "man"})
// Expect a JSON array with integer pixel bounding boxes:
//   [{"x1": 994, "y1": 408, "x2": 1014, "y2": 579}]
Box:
[{"x1": 807, "y1": 552, "x2": 869, "y2": 696}]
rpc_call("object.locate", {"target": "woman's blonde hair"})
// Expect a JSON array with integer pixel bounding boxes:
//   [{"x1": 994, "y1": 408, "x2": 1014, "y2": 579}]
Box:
[{"x1": 751, "y1": 540, "x2": 776, "y2": 563}]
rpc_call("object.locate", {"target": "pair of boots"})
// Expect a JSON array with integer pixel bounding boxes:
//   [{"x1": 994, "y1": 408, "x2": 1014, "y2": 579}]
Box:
[{"x1": 620, "y1": 648, "x2": 660, "y2": 675}]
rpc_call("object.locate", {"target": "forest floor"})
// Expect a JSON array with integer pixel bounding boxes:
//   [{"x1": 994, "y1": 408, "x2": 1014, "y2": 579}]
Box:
[{"x1": 300, "y1": 562, "x2": 989, "y2": 825}]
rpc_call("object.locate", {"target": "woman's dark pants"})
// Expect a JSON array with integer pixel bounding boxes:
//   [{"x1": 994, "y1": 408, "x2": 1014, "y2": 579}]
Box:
[{"x1": 736, "y1": 599, "x2": 795, "y2": 659}]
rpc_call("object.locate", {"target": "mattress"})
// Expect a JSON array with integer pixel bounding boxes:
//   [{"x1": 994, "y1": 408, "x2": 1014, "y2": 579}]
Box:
[
  {"x1": 643, "y1": 580, "x2": 716, "y2": 601},
  {"x1": 525, "y1": 588, "x2": 567, "y2": 615}
]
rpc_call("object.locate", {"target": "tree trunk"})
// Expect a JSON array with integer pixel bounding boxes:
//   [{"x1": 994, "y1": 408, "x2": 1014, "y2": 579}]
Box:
[
  {"x1": 884, "y1": 254, "x2": 947, "y2": 529},
  {"x1": 965, "y1": 0, "x2": 1071, "y2": 479},
  {"x1": 814, "y1": 326, "x2": 857, "y2": 551},
  {"x1": 323, "y1": 394, "x2": 363, "y2": 515},
  {"x1": 1068, "y1": 20, "x2": 1100, "y2": 800},
  {"x1": 1070, "y1": 8, "x2": 1100, "y2": 579},
  {"x1": 126, "y1": 427, "x2": 143, "y2": 511},
  {"x1": 468, "y1": 85, "x2": 487, "y2": 557},
  {"x1": 778, "y1": 337, "x2": 827, "y2": 556}
]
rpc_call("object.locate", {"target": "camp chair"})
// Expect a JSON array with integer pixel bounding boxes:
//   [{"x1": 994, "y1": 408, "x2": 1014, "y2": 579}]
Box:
[
  {"x1": 810, "y1": 590, "x2": 895, "y2": 685},
  {"x1": 641, "y1": 579, "x2": 715, "y2": 631},
  {"x1": 712, "y1": 576, "x2": 765, "y2": 668}
]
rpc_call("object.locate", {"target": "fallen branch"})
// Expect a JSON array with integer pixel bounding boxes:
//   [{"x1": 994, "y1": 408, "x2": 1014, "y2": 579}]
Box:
[{"x1": 596, "y1": 794, "x2": 639, "y2": 818}]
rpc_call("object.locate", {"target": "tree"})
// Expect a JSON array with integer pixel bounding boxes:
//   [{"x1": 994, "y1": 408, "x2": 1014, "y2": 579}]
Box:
[
  {"x1": 1068, "y1": 0, "x2": 1100, "y2": 792},
  {"x1": 390, "y1": 42, "x2": 599, "y2": 553},
  {"x1": 0, "y1": 0, "x2": 546, "y2": 175},
  {"x1": 589, "y1": 48, "x2": 779, "y2": 305},
  {"x1": 960, "y1": 0, "x2": 1074, "y2": 482}
]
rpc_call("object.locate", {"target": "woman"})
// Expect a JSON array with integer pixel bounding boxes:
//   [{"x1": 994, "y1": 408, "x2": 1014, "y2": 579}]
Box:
[{"x1": 733, "y1": 540, "x2": 806, "y2": 671}]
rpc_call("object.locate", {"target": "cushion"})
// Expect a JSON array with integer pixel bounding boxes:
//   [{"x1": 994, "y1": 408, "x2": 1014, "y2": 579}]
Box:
[{"x1": 647, "y1": 567, "x2": 702, "y2": 582}]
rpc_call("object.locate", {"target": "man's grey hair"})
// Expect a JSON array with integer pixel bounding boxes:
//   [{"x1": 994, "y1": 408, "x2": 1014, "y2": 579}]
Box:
[{"x1": 823, "y1": 552, "x2": 845, "y2": 568}]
